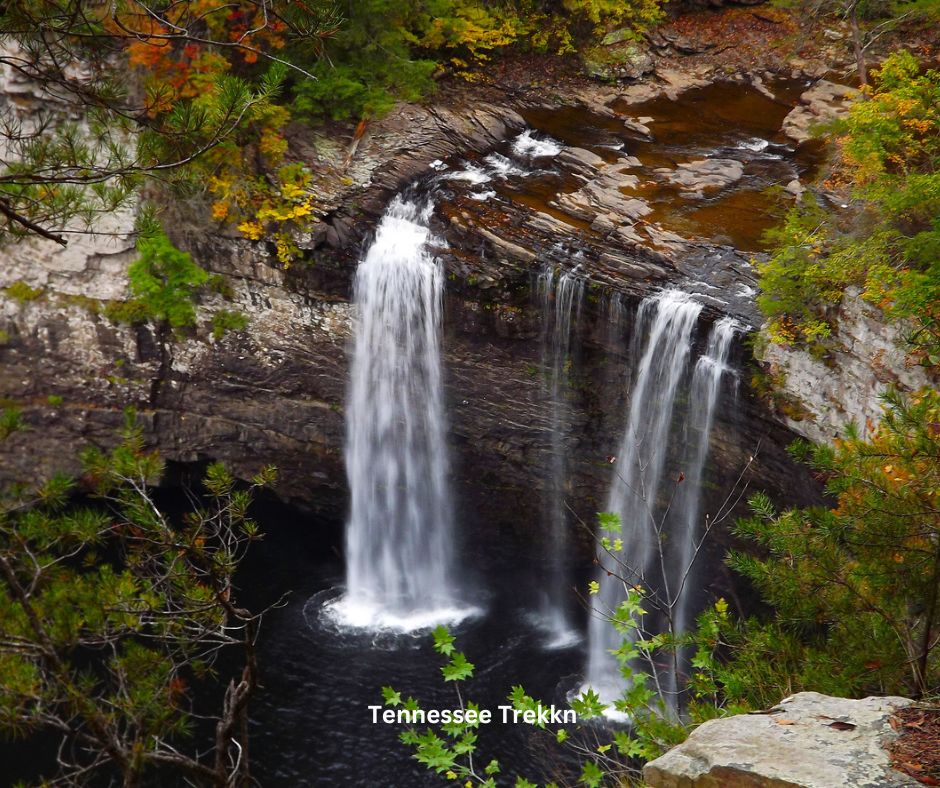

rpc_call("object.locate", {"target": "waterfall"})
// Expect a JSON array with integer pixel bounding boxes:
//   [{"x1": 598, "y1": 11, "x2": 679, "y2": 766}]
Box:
[
  {"x1": 584, "y1": 295, "x2": 742, "y2": 713},
  {"x1": 603, "y1": 291, "x2": 627, "y2": 348},
  {"x1": 329, "y1": 196, "x2": 473, "y2": 632},
  {"x1": 536, "y1": 267, "x2": 584, "y2": 648},
  {"x1": 670, "y1": 316, "x2": 739, "y2": 640},
  {"x1": 585, "y1": 290, "x2": 702, "y2": 704}
]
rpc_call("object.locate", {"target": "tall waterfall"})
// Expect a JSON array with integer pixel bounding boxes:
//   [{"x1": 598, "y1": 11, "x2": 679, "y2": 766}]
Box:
[
  {"x1": 670, "y1": 316, "x2": 739, "y2": 640},
  {"x1": 536, "y1": 267, "x2": 584, "y2": 647},
  {"x1": 585, "y1": 290, "x2": 702, "y2": 703},
  {"x1": 585, "y1": 294, "x2": 742, "y2": 711},
  {"x1": 331, "y1": 196, "x2": 471, "y2": 631}
]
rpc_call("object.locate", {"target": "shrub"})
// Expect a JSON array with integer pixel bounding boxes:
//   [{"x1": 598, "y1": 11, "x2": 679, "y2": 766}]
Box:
[
  {"x1": 758, "y1": 52, "x2": 940, "y2": 364},
  {"x1": 730, "y1": 387, "x2": 940, "y2": 699},
  {"x1": 127, "y1": 230, "x2": 209, "y2": 329},
  {"x1": 0, "y1": 406, "x2": 25, "y2": 439},
  {"x1": 210, "y1": 309, "x2": 248, "y2": 340}
]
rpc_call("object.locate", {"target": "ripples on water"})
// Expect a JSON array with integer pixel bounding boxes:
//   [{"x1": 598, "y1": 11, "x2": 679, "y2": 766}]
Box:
[{"x1": 244, "y1": 514, "x2": 587, "y2": 787}]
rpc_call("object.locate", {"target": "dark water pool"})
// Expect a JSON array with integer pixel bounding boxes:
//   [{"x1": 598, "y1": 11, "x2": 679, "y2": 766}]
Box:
[{"x1": 242, "y1": 501, "x2": 590, "y2": 787}]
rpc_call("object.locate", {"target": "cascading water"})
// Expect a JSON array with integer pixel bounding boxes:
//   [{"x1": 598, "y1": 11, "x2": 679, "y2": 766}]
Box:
[
  {"x1": 585, "y1": 289, "x2": 702, "y2": 705},
  {"x1": 327, "y1": 195, "x2": 474, "y2": 631},
  {"x1": 603, "y1": 291, "x2": 627, "y2": 347},
  {"x1": 535, "y1": 266, "x2": 584, "y2": 648},
  {"x1": 670, "y1": 316, "x2": 739, "y2": 639}
]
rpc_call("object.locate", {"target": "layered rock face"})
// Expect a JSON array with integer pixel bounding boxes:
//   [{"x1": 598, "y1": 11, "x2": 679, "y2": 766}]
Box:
[
  {"x1": 1, "y1": 65, "x2": 825, "y2": 562},
  {"x1": 760, "y1": 288, "x2": 935, "y2": 444},
  {"x1": 644, "y1": 692, "x2": 918, "y2": 788}
]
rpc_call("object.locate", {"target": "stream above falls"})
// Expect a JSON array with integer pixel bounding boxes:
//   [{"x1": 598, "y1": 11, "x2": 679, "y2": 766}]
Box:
[{"x1": 439, "y1": 78, "x2": 826, "y2": 255}]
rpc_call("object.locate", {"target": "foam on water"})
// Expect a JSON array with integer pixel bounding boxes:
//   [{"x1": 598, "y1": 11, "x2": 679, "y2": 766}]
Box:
[
  {"x1": 512, "y1": 129, "x2": 563, "y2": 158},
  {"x1": 322, "y1": 596, "x2": 481, "y2": 634},
  {"x1": 444, "y1": 162, "x2": 492, "y2": 184},
  {"x1": 484, "y1": 151, "x2": 529, "y2": 177},
  {"x1": 736, "y1": 137, "x2": 770, "y2": 152}
]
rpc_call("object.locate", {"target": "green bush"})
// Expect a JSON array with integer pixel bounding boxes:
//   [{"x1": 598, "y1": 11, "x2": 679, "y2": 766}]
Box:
[
  {"x1": 728, "y1": 387, "x2": 940, "y2": 700},
  {"x1": 102, "y1": 299, "x2": 153, "y2": 325},
  {"x1": 0, "y1": 406, "x2": 24, "y2": 440},
  {"x1": 210, "y1": 309, "x2": 248, "y2": 340},
  {"x1": 127, "y1": 230, "x2": 209, "y2": 329}
]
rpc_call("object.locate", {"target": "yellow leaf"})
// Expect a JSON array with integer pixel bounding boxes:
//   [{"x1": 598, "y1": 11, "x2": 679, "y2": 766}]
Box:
[{"x1": 237, "y1": 220, "x2": 264, "y2": 241}]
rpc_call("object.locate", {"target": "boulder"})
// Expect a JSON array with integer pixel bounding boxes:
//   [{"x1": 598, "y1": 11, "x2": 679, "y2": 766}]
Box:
[
  {"x1": 557, "y1": 146, "x2": 606, "y2": 180},
  {"x1": 782, "y1": 80, "x2": 857, "y2": 142},
  {"x1": 785, "y1": 178, "x2": 806, "y2": 200},
  {"x1": 601, "y1": 28, "x2": 635, "y2": 47},
  {"x1": 644, "y1": 692, "x2": 918, "y2": 788},
  {"x1": 667, "y1": 158, "x2": 745, "y2": 197},
  {"x1": 583, "y1": 41, "x2": 655, "y2": 82}
]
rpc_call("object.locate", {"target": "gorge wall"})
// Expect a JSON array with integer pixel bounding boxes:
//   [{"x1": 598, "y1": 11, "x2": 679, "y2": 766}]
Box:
[
  {"x1": 2, "y1": 27, "x2": 907, "y2": 585},
  {"x1": 0, "y1": 74, "x2": 828, "y2": 622}
]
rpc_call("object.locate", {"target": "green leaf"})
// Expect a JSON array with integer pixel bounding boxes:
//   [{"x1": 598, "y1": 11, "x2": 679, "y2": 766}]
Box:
[
  {"x1": 381, "y1": 686, "x2": 401, "y2": 706},
  {"x1": 432, "y1": 625, "x2": 456, "y2": 656},
  {"x1": 579, "y1": 760, "x2": 604, "y2": 787},
  {"x1": 441, "y1": 652, "x2": 474, "y2": 682},
  {"x1": 571, "y1": 688, "x2": 606, "y2": 720},
  {"x1": 597, "y1": 511, "x2": 622, "y2": 534}
]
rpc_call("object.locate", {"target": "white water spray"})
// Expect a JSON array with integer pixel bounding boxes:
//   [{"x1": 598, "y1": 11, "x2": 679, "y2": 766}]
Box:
[
  {"x1": 328, "y1": 196, "x2": 475, "y2": 632},
  {"x1": 512, "y1": 129, "x2": 563, "y2": 159}
]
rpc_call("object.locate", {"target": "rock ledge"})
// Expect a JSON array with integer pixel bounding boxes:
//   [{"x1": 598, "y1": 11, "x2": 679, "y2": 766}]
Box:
[{"x1": 644, "y1": 692, "x2": 917, "y2": 788}]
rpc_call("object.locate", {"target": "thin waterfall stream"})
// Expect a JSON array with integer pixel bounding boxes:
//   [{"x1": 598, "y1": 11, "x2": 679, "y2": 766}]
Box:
[
  {"x1": 584, "y1": 291, "x2": 744, "y2": 712},
  {"x1": 535, "y1": 266, "x2": 584, "y2": 648},
  {"x1": 670, "y1": 316, "x2": 740, "y2": 640}
]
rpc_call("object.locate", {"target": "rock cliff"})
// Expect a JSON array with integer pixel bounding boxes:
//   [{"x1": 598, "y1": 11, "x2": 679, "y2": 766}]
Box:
[{"x1": 0, "y1": 65, "x2": 823, "y2": 571}]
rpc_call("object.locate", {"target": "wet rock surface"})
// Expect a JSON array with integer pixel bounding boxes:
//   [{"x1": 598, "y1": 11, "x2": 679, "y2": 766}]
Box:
[
  {"x1": 0, "y1": 64, "x2": 839, "y2": 538},
  {"x1": 666, "y1": 158, "x2": 745, "y2": 197},
  {"x1": 644, "y1": 692, "x2": 918, "y2": 788}
]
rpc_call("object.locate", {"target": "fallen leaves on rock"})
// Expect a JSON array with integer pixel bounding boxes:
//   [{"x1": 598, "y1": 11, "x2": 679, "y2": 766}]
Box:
[{"x1": 889, "y1": 706, "x2": 940, "y2": 786}]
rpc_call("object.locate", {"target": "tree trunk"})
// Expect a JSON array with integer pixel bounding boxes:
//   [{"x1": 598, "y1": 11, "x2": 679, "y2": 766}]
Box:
[
  {"x1": 848, "y1": 1, "x2": 868, "y2": 87},
  {"x1": 914, "y1": 539, "x2": 940, "y2": 698}
]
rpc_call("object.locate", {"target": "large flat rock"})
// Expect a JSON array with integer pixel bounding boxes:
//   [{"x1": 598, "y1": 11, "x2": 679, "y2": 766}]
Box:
[{"x1": 644, "y1": 692, "x2": 917, "y2": 788}]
